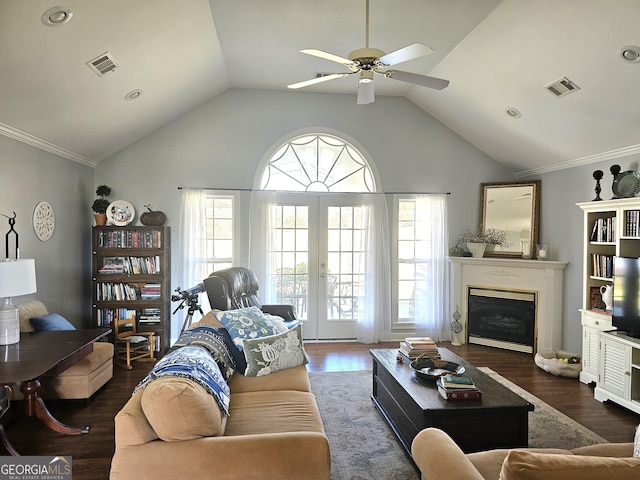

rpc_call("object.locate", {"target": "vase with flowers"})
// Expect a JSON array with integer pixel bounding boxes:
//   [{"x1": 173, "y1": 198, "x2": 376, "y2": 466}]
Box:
[{"x1": 457, "y1": 227, "x2": 509, "y2": 258}]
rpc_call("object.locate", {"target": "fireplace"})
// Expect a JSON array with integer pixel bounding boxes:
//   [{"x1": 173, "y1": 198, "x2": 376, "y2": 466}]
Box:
[
  {"x1": 449, "y1": 257, "x2": 567, "y2": 354},
  {"x1": 467, "y1": 287, "x2": 537, "y2": 353}
]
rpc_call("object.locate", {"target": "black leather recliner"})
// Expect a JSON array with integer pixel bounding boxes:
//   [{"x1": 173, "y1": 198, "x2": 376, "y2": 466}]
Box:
[{"x1": 203, "y1": 267, "x2": 297, "y2": 321}]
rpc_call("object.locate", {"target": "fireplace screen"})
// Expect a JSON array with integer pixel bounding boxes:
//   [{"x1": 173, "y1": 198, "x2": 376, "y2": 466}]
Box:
[{"x1": 467, "y1": 287, "x2": 537, "y2": 353}]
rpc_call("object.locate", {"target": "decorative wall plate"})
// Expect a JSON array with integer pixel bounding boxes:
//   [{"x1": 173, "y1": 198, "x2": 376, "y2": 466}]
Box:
[
  {"x1": 106, "y1": 200, "x2": 135, "y2": 226},
  {"x1": 613, "y1": 170, "x2": 640, "y2": 198},
  {"x1": 33, "y1": 201, "x2": 55, "y2": 241}
]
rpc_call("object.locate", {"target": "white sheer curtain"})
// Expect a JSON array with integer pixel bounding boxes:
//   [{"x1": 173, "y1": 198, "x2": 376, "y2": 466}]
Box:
[
  {"x1": 357, "y1": 193, "x2": 392, "y2": 343},
  {"x1": 413, "y1": 194, "x2": 449, "y2": 341},
  {"x1": 248, "y1": 190, "x2": 278, "y2": 300},
  {"x1": 178, "y1": 189, "x2": 209, "y2": 314}
]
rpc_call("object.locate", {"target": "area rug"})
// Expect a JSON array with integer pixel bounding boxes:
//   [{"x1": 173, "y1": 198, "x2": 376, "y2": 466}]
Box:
[
  {"x1": 309, "y1": 369, "x2": 608, "y2": 480},
  {"x1": 477, "y1": 367, "x2": 608, "y2": 449}
]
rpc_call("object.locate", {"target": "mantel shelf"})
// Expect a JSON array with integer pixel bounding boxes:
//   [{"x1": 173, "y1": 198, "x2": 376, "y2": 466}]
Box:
[{"x1": 449, "y1": 256, "x2": 567, "y2": 270}]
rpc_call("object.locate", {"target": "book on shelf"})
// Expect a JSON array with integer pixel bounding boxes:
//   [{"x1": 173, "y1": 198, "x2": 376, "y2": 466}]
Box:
[{"x1": 436, "y1": 378, "x2": 482, "y2": 401}]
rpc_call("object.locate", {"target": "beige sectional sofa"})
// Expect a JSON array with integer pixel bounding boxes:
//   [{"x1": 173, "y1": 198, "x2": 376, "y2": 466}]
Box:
[
  {"x1": 110, "y1": 314, "x2": 330, "y2": 480},
  {"x1": 412, "y1": 427, "x2": 638, "y2": 480}
]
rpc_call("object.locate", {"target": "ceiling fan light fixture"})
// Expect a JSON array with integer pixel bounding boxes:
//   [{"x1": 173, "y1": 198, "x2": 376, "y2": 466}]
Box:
[
  {"x1": 359, "y1": 70, "x2": 374, "y2": 84},
  {"x1": 42, "y1": 6, "x2": 73, "y2": 27},
  {"x1": 619, "y1": 45, "x2": 640, "y2": 63}
]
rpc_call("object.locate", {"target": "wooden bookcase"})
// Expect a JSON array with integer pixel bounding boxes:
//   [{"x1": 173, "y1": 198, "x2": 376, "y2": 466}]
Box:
[
  {"x1": 577, "y1": 198, "x2": 640, "y2": 384},
  {"x1": 92, "y1": 226, "x2": 171, "y2": 355}
]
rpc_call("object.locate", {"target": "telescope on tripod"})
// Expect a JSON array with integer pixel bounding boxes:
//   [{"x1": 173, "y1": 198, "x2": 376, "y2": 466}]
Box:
[{"x1": 172, "y1": 282, "x2": 205, "y2": 335}]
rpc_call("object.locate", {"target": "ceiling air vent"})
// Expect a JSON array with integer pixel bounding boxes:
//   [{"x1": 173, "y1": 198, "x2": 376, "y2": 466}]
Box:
[
  {"x1": 545, "y1": 77, "x2": 580, "y2": 98},
  {"x1": 86, "y1": 52, "x2": 119, "y2": 76}
]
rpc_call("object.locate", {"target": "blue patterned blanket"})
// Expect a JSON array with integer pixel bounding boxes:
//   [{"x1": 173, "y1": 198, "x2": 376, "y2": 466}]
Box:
[{"x1": 134, "y1": 345, "x2": 231, "y2": 416}]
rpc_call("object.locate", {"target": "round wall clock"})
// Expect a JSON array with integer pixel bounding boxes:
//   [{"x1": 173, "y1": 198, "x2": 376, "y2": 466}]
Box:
[{"x1": 33, "y1": 201, "x2": 55, "y2": 241}]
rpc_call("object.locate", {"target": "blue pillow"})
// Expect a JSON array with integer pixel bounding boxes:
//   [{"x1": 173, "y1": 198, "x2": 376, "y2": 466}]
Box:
[
  {"x1": 214, "y1": 306, "x2": 280, "y2": 351},
  {"x1": 30, "y1": 313, "x2": 76, "y2": 331}
]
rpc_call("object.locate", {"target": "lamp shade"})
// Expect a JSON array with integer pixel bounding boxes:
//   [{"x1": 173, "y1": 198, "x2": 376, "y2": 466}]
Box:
[{"x1": 0, "y1": 259, "x2": 37, "y2": 297}]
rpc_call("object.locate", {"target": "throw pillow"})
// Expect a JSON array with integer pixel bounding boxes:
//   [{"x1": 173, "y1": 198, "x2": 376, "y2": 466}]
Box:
[
  {"x1": 499, "y1": 450, "x2": 640, "y2": 480},
  {"x1": 30, "y1": 313, "x2": 76, "y2": 331},
  {"x1": 215, "y1": 306, "x2": 280, "y2": 351},
  {"x1": 243, "y1": 324, "x2": 308, "y2": 376},
  {"x1": 263, "y1": 314, "x2": 290, "y2": 333}
]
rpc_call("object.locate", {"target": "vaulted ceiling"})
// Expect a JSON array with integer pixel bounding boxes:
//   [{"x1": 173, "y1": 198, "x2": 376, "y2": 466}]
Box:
[{"x1": 1, "y1": 0, "x2": 638, "y2": 176}]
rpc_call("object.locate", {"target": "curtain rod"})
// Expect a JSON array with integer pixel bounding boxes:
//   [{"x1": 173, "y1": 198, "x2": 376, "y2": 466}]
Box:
[{"x1": 177, "y1": 187, "x2": 450, "y2": 195}]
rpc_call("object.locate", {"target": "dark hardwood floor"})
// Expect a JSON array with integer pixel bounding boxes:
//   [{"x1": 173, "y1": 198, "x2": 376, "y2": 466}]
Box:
[{"x1": 2, "y1": 341, "x2": 638, "y2": 479}]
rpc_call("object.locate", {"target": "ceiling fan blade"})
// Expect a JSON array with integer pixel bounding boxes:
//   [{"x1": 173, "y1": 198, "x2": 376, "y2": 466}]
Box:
[
  {"x1": 300, "y1": 49, "x2": 355, "y2": 66},
  {"x1": 288, "y1": 72, "x2": 353, "y2": 89},
  {"x1": 378, "y1": 43, "x2": 434, "y2": 66},
  {"x1": 384, "y1": 70, "x2": 449, "y2": 90},
  {"x1": 357, "y1": 80, "x2": 374, "y2": 105}
]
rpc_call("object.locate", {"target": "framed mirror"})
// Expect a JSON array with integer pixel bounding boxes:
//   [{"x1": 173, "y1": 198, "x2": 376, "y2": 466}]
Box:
[{"x1": 480, "y1": 180, "x2": 540, "y2": 258}]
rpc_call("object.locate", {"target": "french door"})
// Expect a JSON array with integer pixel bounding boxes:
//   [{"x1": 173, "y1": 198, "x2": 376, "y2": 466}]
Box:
[{"x1": 267, "y1": 194, "x2": 366, "y2": 340}]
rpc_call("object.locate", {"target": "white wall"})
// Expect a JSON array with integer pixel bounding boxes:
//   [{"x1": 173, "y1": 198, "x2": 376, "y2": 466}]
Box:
[
  {"x1": 0, "y1": 135, "x2": 94, "y2": 325},
  {"x1": 96, "y1": 88, "x2": 513, "y2": 339}
]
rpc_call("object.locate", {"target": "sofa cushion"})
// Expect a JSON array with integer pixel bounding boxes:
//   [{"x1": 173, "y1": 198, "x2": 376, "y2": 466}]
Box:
[
  {"x1": 30, "y1": 313, "x2": 75, "y2": 331},
  {"x1": 215, "y1": 306, "x2": 280, "y2": 351},
  {"x1": 499, "y1": 450, "x2": 640, "y2": 480},
  {"x1": 228, "y1": 364, "x2": 311, "y2": 394},
  {"x1": 243, "y1": 324, "x2": 308, "y2": 376},
  {"x1": 225, "y1": 390, "x2": 324, "y2": 436},
  {"x1": 141, "y1": 377, "x2": 226, "y2": 442}
]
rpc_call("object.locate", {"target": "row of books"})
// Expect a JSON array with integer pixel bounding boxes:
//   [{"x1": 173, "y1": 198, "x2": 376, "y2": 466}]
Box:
[
  {"x1": 398, "y1": 337, "x2": 439, "y2": 363},
  {"x1": 436, "y1": 374, "x2": 482, "y2": 401},
  {"x1": 139, "y1": 308, "x2": 161, "y2": 324},
  {"x1": 95, "y1": 308, "x2": 135, "y2": 327},
  {"x1": 590, "y1": 216, "x2": 616, "y2": 243},
  {"x1": 96, "y1": 229, "x2": 163, "y2": 249},
  {"x1": 98, "y1": 256, "x2": 161, "y2": 275},
  {"x1": 96, "y1": 282, "x2": 161, "y2": 301},
  {"x1": 625, "y1": 210, "x2": 640, "y2": 237},
  {"x1": 592, "y1": 253, "x2": 614, "y2": 279}
]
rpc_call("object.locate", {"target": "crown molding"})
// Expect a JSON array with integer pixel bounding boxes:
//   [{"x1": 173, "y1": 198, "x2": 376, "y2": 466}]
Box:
[
  {"x1": 0, "y1": 122, "x2": 97, "y2": 167},
  {"x1": 514, "y1": 144, "x2": 640, "y2": 178}
]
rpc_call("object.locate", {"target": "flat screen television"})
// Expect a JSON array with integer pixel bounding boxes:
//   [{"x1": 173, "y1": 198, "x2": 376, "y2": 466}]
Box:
[{"x1": 612, "y1": 256, "x2": 640, "y2": 337}]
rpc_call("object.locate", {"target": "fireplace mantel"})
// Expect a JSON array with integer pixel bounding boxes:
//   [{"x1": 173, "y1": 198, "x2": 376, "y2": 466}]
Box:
[{"x1": 449, "y1": 257, "x2": 568, "y2": 353}]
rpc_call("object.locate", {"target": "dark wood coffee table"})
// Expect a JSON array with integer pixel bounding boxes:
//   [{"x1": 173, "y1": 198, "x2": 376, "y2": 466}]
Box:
[{"x1": 370, "y1": 348, "x2": 534, "y2": 455}]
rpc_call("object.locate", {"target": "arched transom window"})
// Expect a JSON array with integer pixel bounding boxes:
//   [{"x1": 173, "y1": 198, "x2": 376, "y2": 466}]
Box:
[{"x1": 260, "y1": 134, "x2": 375, "y2": 192}]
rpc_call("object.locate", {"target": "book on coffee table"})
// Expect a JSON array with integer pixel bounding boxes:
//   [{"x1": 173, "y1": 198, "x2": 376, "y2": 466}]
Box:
[{"x1": 436, "y1": 377, "x2": 482, "y2": 400}]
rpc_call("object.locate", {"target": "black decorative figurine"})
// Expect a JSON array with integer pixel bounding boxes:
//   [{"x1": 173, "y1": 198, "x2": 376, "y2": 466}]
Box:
[
  {"x1": 592, "y1": 170, "x2": 603, "y2": 201},
  {"x1": 610, "y1": 164, "x2": 621, "y2": 199},
  {"x1": 2, "y1": 212, "x2": 18, "y2": 259}
]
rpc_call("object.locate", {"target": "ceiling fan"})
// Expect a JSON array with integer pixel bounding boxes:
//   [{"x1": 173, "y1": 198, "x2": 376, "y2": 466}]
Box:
[{"x1": 287, "y1": 0, "x2": 449, "y2": 105}]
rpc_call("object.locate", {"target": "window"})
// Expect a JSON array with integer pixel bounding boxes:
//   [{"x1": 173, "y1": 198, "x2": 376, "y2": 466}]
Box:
[
  {"x1": 260, "y1": 134, "x2": 374, "y2": 192},
  {"x1": 394, "y1": 195, "x2": 448, "y2": 334},
  {"x1": 196, "y1": 194, "x2": 235, "y2": 280}
]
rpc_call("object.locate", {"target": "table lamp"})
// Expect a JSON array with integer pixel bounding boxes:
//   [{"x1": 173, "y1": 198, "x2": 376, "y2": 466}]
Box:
[{"x1": 0, "y1": 259, "x2": 37, "y2": 345}]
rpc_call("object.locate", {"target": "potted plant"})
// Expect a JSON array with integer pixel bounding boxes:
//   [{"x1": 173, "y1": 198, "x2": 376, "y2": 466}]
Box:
[
  {"x1": 458, "y1": 227, "x2": 508, "y2": 258},
  {"x1": 92, "y1": 185, "x2": 112, "y2": 226}
]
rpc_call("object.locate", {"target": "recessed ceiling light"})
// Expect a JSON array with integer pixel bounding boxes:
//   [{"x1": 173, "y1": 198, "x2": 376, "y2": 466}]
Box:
[
  {"x1": 619, "y1": 45, "x2": 640, "y2": 63},
  {"x1": 125, "y1": 90, "x2": 143, "y2": 101},
  {"x1": 42, "y1": 6, "x2": 73, "y2": 27},
  {"x1": 506, "y1": 107, "x2": 521, "y2": 118}
]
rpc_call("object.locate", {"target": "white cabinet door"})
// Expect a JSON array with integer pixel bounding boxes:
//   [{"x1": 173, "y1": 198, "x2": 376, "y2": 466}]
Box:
[{"x1": 598, "y1": 335, "x2": 630, "y2": 399}]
